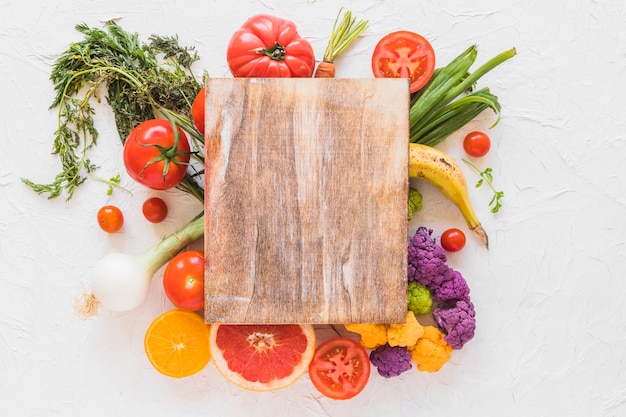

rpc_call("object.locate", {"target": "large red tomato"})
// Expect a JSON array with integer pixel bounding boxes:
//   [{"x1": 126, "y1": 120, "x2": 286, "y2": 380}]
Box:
[
  {"x1": 123, "y1": 119, "x2": 190, "y2": 190},
  {"x1": 226, "y1": 14, "x2": 315, "y2": 78},
  {"x1": 163, "y1": 250, "x2": 205, "y2": 311}
]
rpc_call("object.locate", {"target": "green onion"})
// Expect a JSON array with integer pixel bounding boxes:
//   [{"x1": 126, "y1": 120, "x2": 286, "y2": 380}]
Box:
[{"x1": 410, "y1": 46, "x2": 516, "y2": 146}]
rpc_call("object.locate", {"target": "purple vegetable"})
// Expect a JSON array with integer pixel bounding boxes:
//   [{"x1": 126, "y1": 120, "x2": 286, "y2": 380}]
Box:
[
  {"x1": 433, "y1": 299, "x2": 476, "y2": 350},
  {"x1": 369, "y1": 344, "x2": 413, "y2": 378},
  {"x1": 407, "y1": 227, "x2": 470, "y2": 303},
  {"x1": 434, "y1": 269, "x2": 470, "y2": 303}
]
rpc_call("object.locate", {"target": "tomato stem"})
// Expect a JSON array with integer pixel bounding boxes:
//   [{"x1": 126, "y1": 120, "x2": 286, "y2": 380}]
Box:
[{"x1": 259, "y1": 42, "x2": 286, "y2": 61}]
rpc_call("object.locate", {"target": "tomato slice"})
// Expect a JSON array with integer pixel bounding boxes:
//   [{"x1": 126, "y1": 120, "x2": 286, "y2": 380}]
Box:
[
  {"x1": 308, "y1": 337, "x2": 370, "y2": 400},
  {"x1": 371, "y1": 30, "x2": 436, "y2": 93}
]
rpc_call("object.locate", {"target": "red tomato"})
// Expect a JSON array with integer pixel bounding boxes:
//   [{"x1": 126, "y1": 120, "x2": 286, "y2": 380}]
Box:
[
  {"x1": 163, "y1": 250, "x2": 205, "y2": 311},
  {"x1": 142, "y1": 197, "x2": 168, "y2": 223},
  {"x1": 226, "y1": 14, "x2": 315, "y2": 78},
  {"x1": 97, "y1": 205, "x2": 124, "y2": 233},
  {"x1": 371, "y1": 30, "x2": 436, "y2": 93},
  {"x1": 191, "y1": 87, "x2": 205, "y2": 136},
  {"x1": 441, "y1": 228, "x2": 466, "y2": 252},
  {"x1": 463, "y1": 131, "x2": 491, "y2": 157},
  {"x1": 308, "y1": 337, "x2": 370, "y2": 400},
  {"x1": 123, "y1": 119, "x2": 190, "y2": 190}
]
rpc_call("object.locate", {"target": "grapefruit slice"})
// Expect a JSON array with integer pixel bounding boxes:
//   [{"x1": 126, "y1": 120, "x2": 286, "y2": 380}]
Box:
[
  {"x1": 144, "y1": 310, "x2": 211, "y2": 378},
  {"x1": 210, "y1": 323, "x2": 316, "y2": 391}
]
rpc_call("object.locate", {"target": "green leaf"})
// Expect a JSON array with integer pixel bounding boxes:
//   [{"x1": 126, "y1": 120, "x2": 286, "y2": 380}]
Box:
[{"x1": 463, "y1": 159, "x2": 505, "y2": 214}]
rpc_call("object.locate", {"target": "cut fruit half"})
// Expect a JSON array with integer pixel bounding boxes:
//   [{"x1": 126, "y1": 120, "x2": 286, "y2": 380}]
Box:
[
  {"x1": 210, "y1": 324, "x2": 316, "y2": 391},
  {"x1": 144, "y1": 310, "x2": 211, "y2": 378}
]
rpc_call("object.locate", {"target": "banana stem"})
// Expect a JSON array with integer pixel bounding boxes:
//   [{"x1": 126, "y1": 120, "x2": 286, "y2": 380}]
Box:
[{"x1": 471, "y1": 225, "x2": 489, "y2": 249}]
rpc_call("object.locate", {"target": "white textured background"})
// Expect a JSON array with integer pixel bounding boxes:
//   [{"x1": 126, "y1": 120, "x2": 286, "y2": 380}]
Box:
[{"x1": 1, "y1": 0, "x2": 625, "y2": 416}]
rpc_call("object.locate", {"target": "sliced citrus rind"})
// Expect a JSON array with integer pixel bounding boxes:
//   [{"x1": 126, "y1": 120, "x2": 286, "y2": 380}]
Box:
[
  {"x1": 144, "y1": 310, "x2": 211, "y2": 378},
  {"x1": 209, "y1": 323, "x2": 316, "y2": 391}
]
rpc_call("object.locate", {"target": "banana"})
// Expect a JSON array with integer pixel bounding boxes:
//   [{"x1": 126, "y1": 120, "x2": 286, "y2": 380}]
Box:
[{"x1": 409, "y1": 143, "x2": 489, "y2": 248}]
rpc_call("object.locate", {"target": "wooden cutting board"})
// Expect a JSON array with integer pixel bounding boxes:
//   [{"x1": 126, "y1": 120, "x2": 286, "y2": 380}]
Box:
[{"x1": 203, "y1": 78, "x2": 408, "y2": 324}]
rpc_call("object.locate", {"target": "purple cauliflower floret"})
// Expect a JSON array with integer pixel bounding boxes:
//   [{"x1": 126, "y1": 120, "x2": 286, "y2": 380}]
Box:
[
  {"x1": 434, "y1": 269, "x2": 470, "y2": 303},
  {"x1": 408, "y1": 227, "x2": 470, "y2": 303},
  {"x1": 407, "y1": 227, "x2": 448, "y2": 287},
  {"x1": 433, "y1": 299, "x2": 476, "y2": 350},
  {"x1": 369, "y1": 344, "x2": 413, "y2": 378}
]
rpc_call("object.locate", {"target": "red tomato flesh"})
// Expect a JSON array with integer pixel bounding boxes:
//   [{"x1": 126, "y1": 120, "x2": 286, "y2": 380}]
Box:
[
  {"x1": 308, "y1": 337, "x2": 370, "y2": 400},
  {"x1": 371, "y1": 30, "x2": 436, "y2": 93}
]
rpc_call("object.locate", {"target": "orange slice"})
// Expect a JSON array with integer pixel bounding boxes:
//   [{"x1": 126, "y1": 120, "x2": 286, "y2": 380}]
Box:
[
  {"x1": 144, "y1": 310, "x2": 211, "y2": 378},
  {"x1": 209, "y1": 323, "x2": 315, "y2": 391}
]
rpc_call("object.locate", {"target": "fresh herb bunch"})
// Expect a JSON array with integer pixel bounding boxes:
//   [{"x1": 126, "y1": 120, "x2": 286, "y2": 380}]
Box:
[
  {"x1": 23, "y1": 21, "x2": 205, "y2": 201},
  {"x1": 410, "y1": 45, "x2": 516, "y2": 146}
]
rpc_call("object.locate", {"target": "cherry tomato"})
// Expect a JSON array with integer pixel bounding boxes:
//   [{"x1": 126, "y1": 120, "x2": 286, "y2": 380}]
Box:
[
  {"x1": 191, "y1": 87, "x2": 205, "y2": 136},
  {"x1": 371, "y1": 30, "x2": 436, "y2": 93},
  {"x1": 308, "y1": 337, "x2": 370, "y2": 400},
  {"x1": 163, "y1": 250, "x2": 205, "y2": 311},
  {"x1": 142, "y1": 197, "x2": 168, "y2": 223},
  {"x1": 226, "y1": 14, "x2": 316, "y2": 78},
  {"x1": 463, "y1": 131, "x2": 491, "y2": 157},
  {"x1": 97, "y1": 205, "x2": 124, "y2": 233},
  {"x1": 123, "y1": 119, "x2": 190, "y2": 190},
  {"x1": 440, "y1": 228, "x2": 466, "y2": 252}
]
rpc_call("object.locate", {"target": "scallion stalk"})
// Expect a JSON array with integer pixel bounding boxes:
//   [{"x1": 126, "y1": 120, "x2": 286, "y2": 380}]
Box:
[{"x1": 409, "y1": 46, "x2": 517, "y2": 146}]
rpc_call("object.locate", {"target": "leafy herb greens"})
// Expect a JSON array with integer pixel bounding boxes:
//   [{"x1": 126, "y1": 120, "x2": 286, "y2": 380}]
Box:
[
  {"x1": 22, "y1": 21, "x2": 205, "y2": 201},
  {"x1": 463, "y1": 159, "x2": 505, "y2": 213}
]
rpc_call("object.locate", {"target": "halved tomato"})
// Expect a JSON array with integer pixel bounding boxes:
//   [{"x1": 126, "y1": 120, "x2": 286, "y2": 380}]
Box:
[
  {"x1": 371, "y1": 30, "x2": 436, "y2": 93},
  {"x1": 308, "y1": 337, "x2": 370, "y2": 400}
]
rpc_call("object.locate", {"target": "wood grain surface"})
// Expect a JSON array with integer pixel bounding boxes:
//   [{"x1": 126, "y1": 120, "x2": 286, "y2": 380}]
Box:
[{"x1": 203, "y1": 78, "x2": 408, "y2": 324}]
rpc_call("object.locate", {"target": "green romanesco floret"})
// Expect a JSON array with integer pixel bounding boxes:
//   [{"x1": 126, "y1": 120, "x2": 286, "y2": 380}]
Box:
[
  {"x1": 407, "y1": 281, "x2": 433, "y2": 315},
  {"x1": 408, "y1": 187, "x2": 422, "y2": 221}
]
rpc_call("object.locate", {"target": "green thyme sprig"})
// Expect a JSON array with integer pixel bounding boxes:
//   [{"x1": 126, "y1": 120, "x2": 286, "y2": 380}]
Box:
[
  {"x1": 463, "y1": 159, "x2": 504, "y2": 213},
  {"x1": 87, "y1": 173, "x2": 133, "y2": 196}
]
